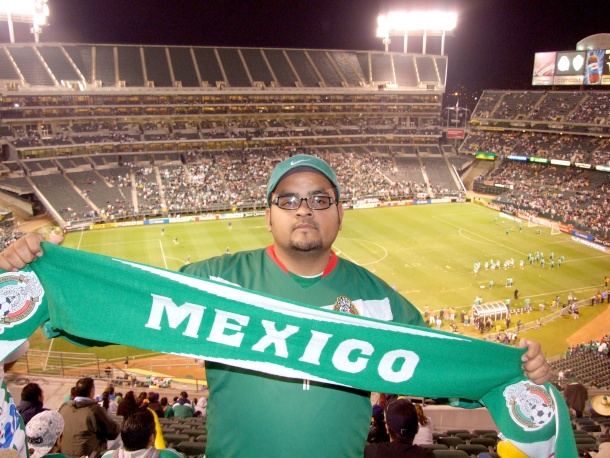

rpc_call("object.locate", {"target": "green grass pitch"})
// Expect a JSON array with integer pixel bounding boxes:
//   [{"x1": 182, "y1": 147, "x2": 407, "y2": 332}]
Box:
[{"x1": 37, "y1": 203, "x2": 609, "y2": 360}]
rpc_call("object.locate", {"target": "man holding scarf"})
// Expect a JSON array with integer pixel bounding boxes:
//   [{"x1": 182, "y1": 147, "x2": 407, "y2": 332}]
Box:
[{"x1": 0, "y1": 155, "x2": 567, "y2": 457}]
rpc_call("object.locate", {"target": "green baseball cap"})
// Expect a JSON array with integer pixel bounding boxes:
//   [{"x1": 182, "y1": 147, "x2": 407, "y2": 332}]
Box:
[{"x1": 266, "y1": 154, "x2": 340, "y2": 204}]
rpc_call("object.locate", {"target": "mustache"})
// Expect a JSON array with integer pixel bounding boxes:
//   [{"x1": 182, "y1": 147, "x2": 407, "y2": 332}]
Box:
[{"x1": 292, "y1": 219, "x2": 319, "y2": 230}]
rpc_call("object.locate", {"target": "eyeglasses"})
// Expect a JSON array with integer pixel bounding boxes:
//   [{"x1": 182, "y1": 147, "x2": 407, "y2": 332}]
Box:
[{"x1": 272, "y1": 195, "x2": 336, "y2": 211}]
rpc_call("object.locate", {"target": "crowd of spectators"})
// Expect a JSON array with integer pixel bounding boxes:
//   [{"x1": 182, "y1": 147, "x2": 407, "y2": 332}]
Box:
[
  {"x1": 6, "y1": 114, "x2": 446, "y2": 150},
  {"x1": 0, "y1": 147, "x2": 467, "y2": 225},
  {"x1": 472, "y1": 90, "x2": 610, "y2": 126},
  {"x1": 461, "y1": 130, "x2": 608, "y2": 164},
  {"x1": 473, "y1": 153, "x2": 610, "y2": 238}
]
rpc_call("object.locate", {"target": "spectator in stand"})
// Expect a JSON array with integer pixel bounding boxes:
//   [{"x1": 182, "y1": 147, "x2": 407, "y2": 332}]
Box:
[
  {"x1": 58, "y1": 377, "x2": 120, "y2": 457},
  {"x1": 159, "y1": 397, "x2": 171, "y2": 418},
  {"x1": 172, "y1": 392, "x2": 194, "y2": 418},
  {"x1": 164, "y1": 397, "x2": 178, "y2": 418},
  {"x1": 367, "y1": 404, "x2": 389, "y2": 444},
  {"x1": 100, "y1": 409, "x2": 182, "y2": 458},
  {"x1": 565, "y1": 377, "x2": 588, "y2": 418},
  {"x1": 25, "y1": 410, "x2": 67, "y2": 458},
  {"x1": 412, "y1": 403, "x2": 434, "y2": 445},
  {"x1": 116, "y1": 391, "x2": 139, "y2": 420},
  {"x1": 62, "y1": 387, "x2": 75, "y2": 403},
  {"x1": 364, "y1": 398, "x2": 434, "y2": 458},
  {"x1": 136, "y1": 392, "x2": 148, "y2": 407},
  {"x1": 17, "y1": 383, "x2": 47, "y2": 425},
  {"x1": 145, "y1": 393, "x2": 164, "y2": 419},
  {"x1": 194, "y1": 395, "x2": 207, "y2": 418},
  {"x1": 99, "y1": 391, "x2": 118, "y2": 415}
]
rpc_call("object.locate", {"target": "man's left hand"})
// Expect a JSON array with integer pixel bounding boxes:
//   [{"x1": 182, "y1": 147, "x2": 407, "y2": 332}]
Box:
[{"x1": 518, "y1": 338, "x2": 551, "y2": 385}]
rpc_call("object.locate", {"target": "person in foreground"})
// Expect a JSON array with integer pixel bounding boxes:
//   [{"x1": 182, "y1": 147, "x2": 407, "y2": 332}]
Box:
[
  {"x1": 101, "y1": 409, "x2": 183, "y2": 458},
  {"x1": 364, "y1": 398, "x2": 435, "y2": 458},
  {"x1": 25, "y1": 410, "x2": 69, "y2": 458},
  {"x1": 0, "y1": 154, "x2": 552, "y2": 458},
  {"x1": 58, "y1": 377, "x2": 120, "y2": 457}
]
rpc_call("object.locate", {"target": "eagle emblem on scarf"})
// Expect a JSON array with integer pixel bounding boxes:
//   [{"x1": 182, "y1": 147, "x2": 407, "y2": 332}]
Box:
[{"x1": 0, "y1": 271, "x2": 44, "y2": 333}]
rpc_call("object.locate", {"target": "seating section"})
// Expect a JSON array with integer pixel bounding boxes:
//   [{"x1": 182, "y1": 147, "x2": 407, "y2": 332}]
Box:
[
  {"x1": 159, "y1": 416, "x2": 207, "y2": 457},
  {"x1": 550, "y1": 350, "x2": 610, "y2": 388},
  {"x1": 0, "y1": 147, "x2": 473, "y2": 225},
  {"x1": 470, "y1": 88, "x2": 610, "y2": 127},
  {"x1": 158, "y1": 416, "x2": 609, "y2": 456},
  {"x1": 413, "y1": 419, "x2": 609, "y2": 457}
]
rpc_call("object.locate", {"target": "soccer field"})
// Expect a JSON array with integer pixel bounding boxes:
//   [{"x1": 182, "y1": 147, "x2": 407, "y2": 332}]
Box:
[{"x1": 42, "y1": 202, "x2": 609, "y2": 359}]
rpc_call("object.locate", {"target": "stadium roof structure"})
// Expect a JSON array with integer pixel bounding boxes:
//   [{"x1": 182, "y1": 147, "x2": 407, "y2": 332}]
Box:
[
  {"x1": 577, "y1": 33, "x2": 610, "y2": 51},
  {"x1": 0, "y1": 43, "x2": 447, "y2": 93}
]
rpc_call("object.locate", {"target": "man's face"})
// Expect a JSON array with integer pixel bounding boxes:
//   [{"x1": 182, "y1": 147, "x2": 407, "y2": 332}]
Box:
[{"x1": 266, "y1": 171, "x2": 342, "y2": 256}]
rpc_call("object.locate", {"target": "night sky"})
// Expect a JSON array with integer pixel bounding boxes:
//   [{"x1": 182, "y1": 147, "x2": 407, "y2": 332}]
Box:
[{"x1": 3, "y1": 0, "x2": 610, "y2": 97}]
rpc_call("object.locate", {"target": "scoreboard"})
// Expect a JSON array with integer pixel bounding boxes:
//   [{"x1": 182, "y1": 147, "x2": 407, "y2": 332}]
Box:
[{"x1": 532, "y1": 49, "x2": 608, "y2": 86}]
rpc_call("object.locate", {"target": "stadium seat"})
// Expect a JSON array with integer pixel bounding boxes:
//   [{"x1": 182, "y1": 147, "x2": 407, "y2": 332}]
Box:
[
  {"x1": 432, "y1": 450, "x2": 469, "y2": 458},
  {"x1": 420, "y1": 444, "x2": 449, "y2": 451},
  {"x1": 181, "y1": 428, "x2": 208, "y2": 439},
  {"x1": 437, "y1": 436, "x2": 466, "y2": 448},
  {"x1": 175, "y1": 441, "x2": 207, "y2": 457},
  {"x1": 433, "y1": 432, "x2": 446, "y2": 441},
  {"x1": 573, "y1": 417, "x2": 595, "y2": 425},
  {"x1": 470, "y1": 437, "x2": 497, "y2": 448},
  {"x1": 184, "y1": 416, "x2": 205, "y2": 423},
  {"x1": 170, "y1": 424, "x2": 191, "y2": 432},
  {"x1": 446, "y1": 429, "x2": 470, "y2": 436},
  {"x1": 163, "y1": 433, "x2": 190, "y2": 447},
  {"x1": 456, "y1": 432, "x2": 478, "y2": 441},
  {"x1": 161, "y1": 426, "x2": 177, "y2": 435},
  {"x1": 574, "y1": 436, "x2": 598, "y2": 444},
  {"x1": 473, "y1": 429, "x2": 498, "y2": 437},
  {"x1": 456, "y1": 444, "x2": 489, "y2": 455},
  {"x1": 576, "y1": 443, "x2": 599, "y2": 452},
  {"x1": 581, "y1": 424, "x2": 602, "y2": 433}
]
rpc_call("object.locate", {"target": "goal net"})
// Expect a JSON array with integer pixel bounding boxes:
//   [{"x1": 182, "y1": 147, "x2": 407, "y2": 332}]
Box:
[{"x1": 550, "y1": 222, "x2": 561, "y2": 235}]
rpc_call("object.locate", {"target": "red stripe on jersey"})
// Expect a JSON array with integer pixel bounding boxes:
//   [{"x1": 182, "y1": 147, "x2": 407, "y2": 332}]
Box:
[{"x1": 266, "y1": 245, "x2": 338, "y2": 278}]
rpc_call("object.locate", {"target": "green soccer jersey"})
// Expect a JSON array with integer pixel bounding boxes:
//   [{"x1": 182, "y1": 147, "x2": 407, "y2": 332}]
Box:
[{"x1": 181, "y1": 246, "x2": 425, "y2": 458}]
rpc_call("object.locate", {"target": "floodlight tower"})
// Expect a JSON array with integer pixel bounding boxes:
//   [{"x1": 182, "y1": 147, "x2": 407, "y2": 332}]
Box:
[
  {"x1": 376, "y1": 11, "x2": 456, "y2": 54},
  {"x1": 0, "y1": 0, "x2": 50, "y2": 43}
]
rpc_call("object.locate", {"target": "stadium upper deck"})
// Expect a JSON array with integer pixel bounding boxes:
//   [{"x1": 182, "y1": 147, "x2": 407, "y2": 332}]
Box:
[
  {"x1": 0, "y1": 43, "x2": 447, "y2": 90},
  {"x1": 0, "y1": 43, "x2": 447, "y2": 160},
  {"x1": 470, "y1": 90, "x2": 610, "y2": 137}
]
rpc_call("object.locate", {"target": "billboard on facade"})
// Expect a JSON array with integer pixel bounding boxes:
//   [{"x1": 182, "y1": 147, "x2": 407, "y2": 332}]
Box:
[
  {"x1": 532, "y1": 52, "x2": 556, "y2": 85},
  {"x1": 532, "y1": 49, "x2": 610, "y2": 86}
]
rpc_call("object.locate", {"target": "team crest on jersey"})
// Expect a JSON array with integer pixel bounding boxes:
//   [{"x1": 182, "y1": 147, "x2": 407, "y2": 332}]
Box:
[
  {"x1": 0, "y1": 271, "x2": 44, "y2": 334},
  {"x1": 503, "y1": 381, "x2": 555, "y2": 431},
  {"x1": 333, "y1": 296, "x2": 359, "y2": 315}
]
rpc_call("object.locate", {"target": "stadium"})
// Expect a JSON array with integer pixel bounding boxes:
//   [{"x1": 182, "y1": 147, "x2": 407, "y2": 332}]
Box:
[{"x1": 0, "y1": 2, "x2": 609, "y2": 457}]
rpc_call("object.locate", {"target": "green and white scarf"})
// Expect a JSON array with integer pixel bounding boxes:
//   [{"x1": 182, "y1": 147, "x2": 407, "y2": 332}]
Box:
[{"x1": 0, "y1": 243, "x2": 576, "y2": 457}]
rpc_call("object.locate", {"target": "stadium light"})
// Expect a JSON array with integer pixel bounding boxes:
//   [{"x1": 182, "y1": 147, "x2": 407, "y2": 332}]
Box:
[
  {"x1": 377, "y1": 11, "x2": 457, "y2": 54},
  {"x1": 0, "y1": 0, "x2": 49, "y2": 43}
]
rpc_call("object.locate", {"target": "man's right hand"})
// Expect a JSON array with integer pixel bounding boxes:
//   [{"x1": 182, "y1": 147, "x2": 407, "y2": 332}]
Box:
[{"x1": 0, "y1": 232, "x2": 63, "y2": 272}]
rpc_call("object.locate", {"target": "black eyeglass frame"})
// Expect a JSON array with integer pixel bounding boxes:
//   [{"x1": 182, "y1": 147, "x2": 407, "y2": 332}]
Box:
[{"x1": 271, "y1": 194, "x2": 336, "y2": 211}]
